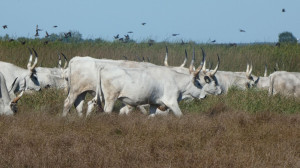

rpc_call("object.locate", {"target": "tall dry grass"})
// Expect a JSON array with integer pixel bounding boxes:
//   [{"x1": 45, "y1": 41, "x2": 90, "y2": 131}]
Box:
[{"x1": 0, "y1": 106, "x2": 299, "y2": 167}]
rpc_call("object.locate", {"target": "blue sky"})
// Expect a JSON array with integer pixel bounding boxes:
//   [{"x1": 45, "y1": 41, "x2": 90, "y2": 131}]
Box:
[{"x1": 1, "y1": 0, "x2": 299, "y2": 43}]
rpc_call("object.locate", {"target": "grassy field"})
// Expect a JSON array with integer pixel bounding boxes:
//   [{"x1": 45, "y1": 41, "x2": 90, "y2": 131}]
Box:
[{"x1": 0, "y1": 41, "x2": 300, "y2": 167}]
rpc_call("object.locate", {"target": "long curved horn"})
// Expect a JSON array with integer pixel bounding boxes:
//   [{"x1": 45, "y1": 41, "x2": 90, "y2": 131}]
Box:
[
  {"x1": 58, "y1": 53, "x2": 62, "y2": 68},
  {"x1": 11, "y1": 78, "x2": 25, "y2": 103},
  {"x1": 8, "y1": 77, "x2": 18, "y2": 93},
  {"x1": 61, "y1": 53, "x2": 68, "y2": 69},
  {"x1": 194, "y1": 47, "x2": 206, "y2": 76},
  {"x1": 27, "y1": 48, "x2": 33, "y2": 69},
  {"x1": 164, "y1": 46, "x2": 168, "y2": 66},
  {"x1": 246, "y1": 63, "x2": 250, "y2": 74},
  {"x1": 249, "y1": 62, "x2": 253, "y2": 75},
  {"x1": 180, "y1": 49, "x2": 188, "y2": 67},
  {"x1": 200, "y1": 47, "x2": 207, "y2": 73},
  {"x1": 11, "y1": 90, "x2": 24, "y2": 103},
  {"x1": 189, "y1": 48, "x2": 195, "y2": 73},
  {"x1": 30, "y1": 48, "x2": 38, "y2": 70},
  {"x1": 264, "y1": 64, "x2": 267, "y2": 77},
  {"x1": 208, "y1": 54, "x2": 220, "y2": 76}
]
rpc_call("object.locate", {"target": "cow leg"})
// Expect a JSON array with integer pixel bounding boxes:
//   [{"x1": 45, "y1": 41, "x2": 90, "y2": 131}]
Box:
[
  {"x1": 119, "y1": 105, "x2": 134, "y2": 115},
  {"x1": 137, "y1": 105, "x2": 148, "y2": 114},
  {"x1": 148, "y1": 105, "x2": 158, "y2": 117},
  {"x1": 62, "y1": 92, "x2": 78, "y2": 117},
  {"x1": 163, "y1": 101, "x2": 182, "y2": 117},
  {"x1": 103, "y1": 100, "x2": 115, "y2": 113},
  {"x1": 74, "y1": 92, "x2": 87, "y2": 117}
]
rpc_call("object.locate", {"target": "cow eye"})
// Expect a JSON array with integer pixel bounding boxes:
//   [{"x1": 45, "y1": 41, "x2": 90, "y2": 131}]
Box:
[{"x1": 204, "y1": 76, "x2": 211, "y2": 83}]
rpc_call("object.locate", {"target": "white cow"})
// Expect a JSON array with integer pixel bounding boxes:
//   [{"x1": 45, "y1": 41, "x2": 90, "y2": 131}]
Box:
[
  {"x1": 86, "y1": 49, "x2": 222, "y2": 116},
  {"x1": 0, "y1": 48, "x2": 40, "y2": 94},
  {"x1": 0, "y1": 72, "x2": 24, "y2": 115},
  {"x1": 202, "y1": 62, "x2": 259, "y2": 93},
  {"x1": 63, "y1": 49, "x2": 221, "y2": 117},
  {"x1": 268, "y1": 71, "x2": 300, "y2": 98},
  {"x1": 92, "y1": 58, "x2": 214, "y2": 117},
  {"x1": 165, "y1": 48, "x2": 257, "y2": 94},
  {"x1": 35, "y1": 51, "x2": 68, "y2": 89},
  {"x1": 255, "y1": 65, "x2": 270, "y2": 90}
]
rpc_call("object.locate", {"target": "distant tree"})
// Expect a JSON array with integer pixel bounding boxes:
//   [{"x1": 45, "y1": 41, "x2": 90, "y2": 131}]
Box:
[{"x1": 278, "y1": 31, "x2": 297, "y2": 44}]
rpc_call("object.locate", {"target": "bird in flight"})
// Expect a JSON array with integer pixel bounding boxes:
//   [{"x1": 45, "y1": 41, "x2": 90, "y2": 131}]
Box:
[
  {"x1": 128, "y1": 31, "x2": 133, "y2": 33},
  {"x1": 172, "y1": 33, "x2": 179, "y2": 36},
  {"x1": 141, "y1": 22, "x2": 146, "y2": 26},
  {"x1": 64, "y1": 32, "x2": 71, "y2": 38},
  {"x1": 114, "y1": 34, "x2": 119, "y2": 39},
  {"x1": 282, "y1": 8, "x2": 285, "y2": 12},
  {"x1": 53, "y1": 25, "x2": 58, "y2": 28},
  {"x1": 2, "y1": 25, "x2": 7, "y2": 29},
  {"x1": 36, "y1": 25, "x2": 42, "y2": 31},
  {"x1": 211, "y1": 40, "x2": 216, "y2": 43},
  {"x1": 45, "y1": 31, "x2": 50, "y2": 38},
  {"x1": 239, "y1": 29, "x2": 246, "y2": 32}
]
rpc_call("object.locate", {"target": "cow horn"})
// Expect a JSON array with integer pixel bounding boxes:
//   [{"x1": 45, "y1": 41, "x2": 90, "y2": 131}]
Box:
[
  {"x1": 180, "y1": 49, "x2": 188, "y2": 67},
  {"x1": 164, "y1": 46, "x2": 168, "y2": 66},
  {"x1": 189, "y1": 48, "x2": 195, "y2": 74},
  {"x1": 11, "y1": 90, "x2": 24, "y2": 103},
  {"x1": 27, "y1": 48, "x2": 33, "y2": 69},
  {"x1": 194, "y1": 47, "x2": 206, "y2": 76},
  {"x1": 246, "y1": 63, "x2": 250, "y2": 74},
  {"x1": 61, "y1": 53, "x2": 68, "y2": 69},
  {"x1": 30, "y1": 48, "x2": 38, "y2": 70},
  {"x1": 208, "y1": 54, "x2": 220, "y2": 76},
  {"x1": 58, "y1": 53, "x2": 62, "y2": 68},
  {"x1": 200, "y1": 47, "x2": 207, "y2": 73},
  {"x1": 264, "y1": 64, "x2": 267, "y2": 77},
  {"x1": 249, "y1": 62, "x2": 253, "y2": 75}
]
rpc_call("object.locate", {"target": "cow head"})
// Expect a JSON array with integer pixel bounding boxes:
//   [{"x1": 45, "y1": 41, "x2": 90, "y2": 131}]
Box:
[
  {"x1": 25, "y1": 48, "x2": 41, "y2": 91},
  {"x1": 245, "y1": 63, "x2": 259, "y2": 88},
  {"x1": 0, "y1": 76, "x2": 24, "y2": 115},
  {"x1": 189, "y1": 48, "x2": 222, "y2": 99}
]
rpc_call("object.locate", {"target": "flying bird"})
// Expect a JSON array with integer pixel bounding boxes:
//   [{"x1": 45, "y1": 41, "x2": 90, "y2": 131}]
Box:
[
  {"x1": 2, "y1": 25, "x2": 7, "y2": 29},
  {"x1": 172, "y1": 33, "x2": 179, "y2": 36},
  {"x1": 114, "y1": 34, "x2": 119, "y2": 39},
  {"x1": 124, "y1": 34, "x2": 130, "y2": 40},
  {"x1": 211, "y1": 40, "x2": 216, "y2": 43},
  {"x1": 239, "y1": 29, "x2": 246, "y2": 32},
  {"x1": 64, "y1": 32, "x2": 71, "y2": 38},
  {"x1": 36, "y1": 25, "x2": 42, "y2": 32},
  {"x1": 282, "y1": 8, "x2": 285, "y2": 12},
  {"x1": 45, "y1": 31, "x2": 49, "y2": 38},
  {"x1": 141, "y1": 22, "x2": 146, "y2": 25},
  {"x1": 128, "y1": 31, "x2": 133, "y2": 33},
  {"x1": 53, "y1": 25, "x2": 58, "y2": 28},
  {"x1": 35, "y1": 30, "x2": 39, "y2": 37}
]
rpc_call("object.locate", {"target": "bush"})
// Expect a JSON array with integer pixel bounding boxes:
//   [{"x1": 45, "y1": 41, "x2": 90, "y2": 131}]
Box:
[{"x1": 278, "y1": 31, "x2": 297, "y2": 44}]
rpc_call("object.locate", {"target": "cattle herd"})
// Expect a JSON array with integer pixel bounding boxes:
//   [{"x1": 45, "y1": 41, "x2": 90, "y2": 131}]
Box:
[{"x1": 0, "y1": 47, "x2": 299, "y2": 116}]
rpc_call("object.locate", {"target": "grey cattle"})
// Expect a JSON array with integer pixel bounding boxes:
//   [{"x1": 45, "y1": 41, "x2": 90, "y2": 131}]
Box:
[
  {"x1": 0, "y1": 72, "x2": 24, "y2": 115},
  {"x1": 92, "y1": 59, "x2": 210, "y2": 117},
  {"x1": 63, "y1": 49, "x2": 221, "y2": 117},
  {"x1": 268, "y1": 71, "x2": 300, "y2": 98},
  {"x1": 35, "y1": 52, "x2": 68, "y2": 90},
  {"x1": 0, "y1": 48, "x2": 40, "y2": 94}
]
